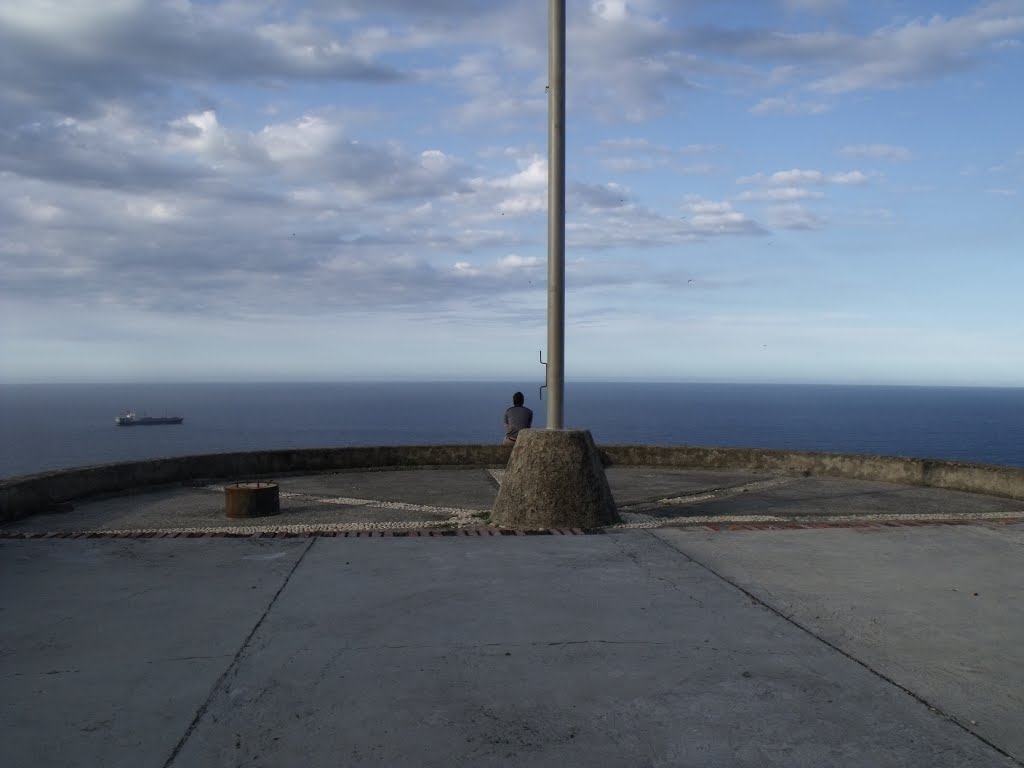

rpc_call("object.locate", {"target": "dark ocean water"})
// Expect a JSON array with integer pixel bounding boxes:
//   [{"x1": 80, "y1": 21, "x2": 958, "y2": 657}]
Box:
[{"x1": 1, "y1": 382, "x2": 1022, "y2": 479}]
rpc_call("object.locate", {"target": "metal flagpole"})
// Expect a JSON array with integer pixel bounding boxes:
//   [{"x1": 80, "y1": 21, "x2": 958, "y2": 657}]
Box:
[
  {"x1": 491, "y1": 1, "x2": 618, "y2": 530},
  {"x1": 547, "y1": 0, "x2": 566, "y2": 430}
]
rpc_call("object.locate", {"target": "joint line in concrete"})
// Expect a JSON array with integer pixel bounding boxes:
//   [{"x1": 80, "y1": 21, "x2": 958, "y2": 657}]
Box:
[
  {"x1": 160, "y1": 536, "x2": 316, "y2": 768},
  {"x1": 646, "y1": 530, "x2": 1024, "y2": 767},
  {"x1": 618, "y1": 476, "x2": 801, "y2": 515}
]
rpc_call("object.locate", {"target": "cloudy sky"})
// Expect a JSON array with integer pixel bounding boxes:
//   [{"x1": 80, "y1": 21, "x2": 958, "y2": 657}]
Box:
[{"x1": 1, "y1": 0, "x2": 1022, "y2": 385}]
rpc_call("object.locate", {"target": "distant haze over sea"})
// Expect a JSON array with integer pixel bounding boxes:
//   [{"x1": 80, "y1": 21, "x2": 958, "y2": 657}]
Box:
[{"x1": 1, "y1": 381, "x2": 1022, "y2": 479}]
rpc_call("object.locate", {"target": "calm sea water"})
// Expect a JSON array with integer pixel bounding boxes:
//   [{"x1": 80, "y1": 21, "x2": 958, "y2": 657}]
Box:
[{"x1": 1, "y1": 382, "x2": 1022, "y2": 479}]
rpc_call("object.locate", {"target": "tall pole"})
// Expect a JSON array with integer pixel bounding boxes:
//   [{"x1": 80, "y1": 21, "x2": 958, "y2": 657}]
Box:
[{"x1": 547, "y1": 0, "x2": 566, "y2": 430}]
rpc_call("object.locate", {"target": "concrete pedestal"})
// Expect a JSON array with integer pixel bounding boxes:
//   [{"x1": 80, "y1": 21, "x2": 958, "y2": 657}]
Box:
[
  {"x1": 491, "y1": 429, "x2": 620, "y2": 529},
  {"x1": 225, "y1": 481, "x2": 280, "y2": 519}
]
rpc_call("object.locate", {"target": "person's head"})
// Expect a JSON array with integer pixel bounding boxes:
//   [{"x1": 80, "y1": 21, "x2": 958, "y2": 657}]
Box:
[{"x1": 512, "y1": 391, "x2": 524, "y2": 407}]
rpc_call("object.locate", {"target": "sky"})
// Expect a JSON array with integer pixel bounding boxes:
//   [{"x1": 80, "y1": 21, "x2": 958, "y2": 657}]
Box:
[{"x1": 1, "y1": 0, "x2": 1022, "y2": 386}]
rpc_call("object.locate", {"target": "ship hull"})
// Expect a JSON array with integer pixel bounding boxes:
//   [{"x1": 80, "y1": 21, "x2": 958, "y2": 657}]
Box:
[{"x1": 116, "y1": 417, "x2": 184, "y2": 426}]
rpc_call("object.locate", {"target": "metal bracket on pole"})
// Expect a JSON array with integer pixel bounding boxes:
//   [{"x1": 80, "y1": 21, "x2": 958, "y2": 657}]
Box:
[{"x1": 539, "y1": 350, "x2": 548, "y2": 401}]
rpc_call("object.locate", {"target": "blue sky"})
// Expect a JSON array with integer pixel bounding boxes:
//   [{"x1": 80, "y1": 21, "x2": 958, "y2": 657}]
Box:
[{"x1": 1, "y1": 0, "x2": 1022, "y2": 385}]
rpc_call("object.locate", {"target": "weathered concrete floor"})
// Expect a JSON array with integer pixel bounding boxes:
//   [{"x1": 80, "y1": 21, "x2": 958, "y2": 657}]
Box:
[
  {"x1": 4, "y1": 467, "x2": 1023, "y2": 534},
  {"x1": 656, "y1": 524, "x2": 1024, "y2": 760},
  {"x1": 2, "y1": 525, "x2": 1022, "y2": 768}
]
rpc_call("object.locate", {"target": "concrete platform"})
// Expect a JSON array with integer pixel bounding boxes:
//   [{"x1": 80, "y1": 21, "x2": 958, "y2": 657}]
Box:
[
  {"x1": 2, "y1": 466, "x2": 1023, "y2": 767},
  {"x1": 4, "y1": 466, "x2": 1023, "y2": 535}
]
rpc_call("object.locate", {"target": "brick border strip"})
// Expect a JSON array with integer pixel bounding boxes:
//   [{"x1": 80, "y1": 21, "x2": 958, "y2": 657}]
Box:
[
  {"x1": 1, "y1": 518, "x2": 1021, "y2": 540},
  {"x1": 0, "y1": 527, "x2": 595, "y2": 539},
  {"x1": 700, "y1": 517, "x2": 1024, "y2": 533}
]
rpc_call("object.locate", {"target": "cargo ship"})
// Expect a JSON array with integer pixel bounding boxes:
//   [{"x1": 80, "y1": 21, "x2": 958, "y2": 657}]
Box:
[{"x1": 115, "y1": 411, "x2": 184, "y2": 426}]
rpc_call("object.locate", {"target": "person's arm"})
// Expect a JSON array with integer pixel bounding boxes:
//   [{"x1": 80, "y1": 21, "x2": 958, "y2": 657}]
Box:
[
  {"x1": 503, "y1": 408, "x2": 509, "y2": 427},
  {"x1": 527, "y1": 410, "x2": 533, "y2": 428}
]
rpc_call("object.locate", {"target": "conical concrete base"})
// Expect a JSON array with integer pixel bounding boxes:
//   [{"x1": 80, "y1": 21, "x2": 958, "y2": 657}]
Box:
[{"x1": 491, "y1": 429, "x2": 620, "y2": 529}]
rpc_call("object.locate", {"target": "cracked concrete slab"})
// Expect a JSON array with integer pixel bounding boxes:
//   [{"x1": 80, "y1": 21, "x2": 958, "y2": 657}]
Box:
[
  {"x1": 3, "y1": 531, "x2": 1022, "y2": 766},
  {"x1": 0, "y1": 538, "x2": 309, "y2": 768},
  {"x1": 674, "y1": 477, "x2": 1024, "y2": 519},
  {"x1": 2, "y1": 487, "x2": 464, "y2": 533},
  {"x1": 276, "y1": 468, "x2": 499, "y2": 510},
  {"x1": 604, "y1": 467, "x2": 778, "y2": 505},
  {"x1": 655, "y1": 524, "x2": 1024, "y2": 762},
  {"x1": 10, "y1": 486, "x2": 228, "y2": 533},
  {"x1": 4, "y1": 463, "x2": 1024, "y2": 767},
  {"x1": 166, "y1": 534, "x2": 1013, "y2": 767}
]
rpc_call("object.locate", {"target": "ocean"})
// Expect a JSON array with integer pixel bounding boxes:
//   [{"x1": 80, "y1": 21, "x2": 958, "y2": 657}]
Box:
[{"x1": 1, "y1": 381, "x2": 1022, "y2": 480}]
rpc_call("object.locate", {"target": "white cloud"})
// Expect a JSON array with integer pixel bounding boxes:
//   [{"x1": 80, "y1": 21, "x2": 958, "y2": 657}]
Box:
[
  {"x1": 806, "y1": 5, "x2": 1024, "y2": 94},
  {"x1": 2, "y1": 0, "x2": 1021, "y2": 386},
  {"x1": 736, "y1": 187, "x2": 825, "y2": 202},
  {"x1": 472, "y1": 154, "x2": 549, "y2": 214},
  {"x1": 572, "y1": 181, "x2": 631, "y2": 210},
  {"x1": 12, "y1": 195, "x2": 64, "y2": 223},
  {"x1": 593, "y1": 138, "x2": 720, "y2": 174},
  {"x1": 682, "y1": 196, "x2": 763, "y2": 235},
  {"x1": 447, "y1": 51, "x2": 545, "y2": 126},
  {"x1": 770, "y1": 169, "x2": 825, "y2": 185},
  {"x1": 690, "y1": 2, "x2": 1024, "y2": 116},
  {"x1": 750, "y1": 96, "x2": 831, "y2": 115},
  {"x1": 448, "y1": 253, "x2": 545, "y2": 283},
  {"x1": 568, "y1": 0, "x2": 699, "y2": 121},
  {"x1": 498, "y1": 254, "x2": 543, "y2": 271},
  {"x1": 602, "y1": 156, "x2": 659, "y2": 173},
  {"x1": 259, "y1": 115, "x2": 343, "y2": 165},
  {"x1": 496, "y1": 155, "x2": 547, "y2": 191},
  {"x1": 765, "y1": 204, "x2": 827, "y2": 230},
  {"x1": 0, "y1": 0, "x2": 406, "y2": 130},
  {"x1": 840, "y1": 144, "x2": 911, "y2": 160},
  {"x1": 592, "y1": 0, "x2": 630, "y2": 23},
  {"x1": 738, "y1": 168, "x2": 870, "y2": 186},
  {"x1": 123, "y1": 197, "x2": 180, "y2": 222},
  {"x1": 597, "y1": 138, "x2": 674, "y2": 154},
  {"x1": 829, "y1": 170, "x2": 869, "y2": 185},
  {"x1": 680, "y1": 144, "x2": 722, "y2": 154},
  {"x1": 169, "y1": 110, "x2": 249, "y2": 167}
]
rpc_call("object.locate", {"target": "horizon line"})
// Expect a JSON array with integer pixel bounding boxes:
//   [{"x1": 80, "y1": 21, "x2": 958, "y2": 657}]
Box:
[{"x1": 1, "y1": 378, "x2": 1022, "y2": 390}]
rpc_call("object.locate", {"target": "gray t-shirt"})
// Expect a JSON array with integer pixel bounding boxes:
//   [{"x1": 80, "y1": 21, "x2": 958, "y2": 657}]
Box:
[{"x1": 503, "y1": 405, "x2": 534, "y2": 441}]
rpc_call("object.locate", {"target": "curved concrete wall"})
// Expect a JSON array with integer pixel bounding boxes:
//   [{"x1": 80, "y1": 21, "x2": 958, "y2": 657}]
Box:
[
  {"x1": 2, "y1": 443, "x2": 1023, "y2": 523},
  {"x1": 600, "y1": 446, "x2": 1024, "y2": 502}
]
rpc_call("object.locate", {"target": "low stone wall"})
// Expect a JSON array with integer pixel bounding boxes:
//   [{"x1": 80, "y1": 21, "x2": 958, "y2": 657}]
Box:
[
  {"x1": 599, "y1": 446, "x2": 1024, "y2": 501},
  {"x1": 2, "y1": 443, "x2": 1023, "y2": 523},
  {"x1": 0, "y1": 446, "x2": 512, "y2": 524}
]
